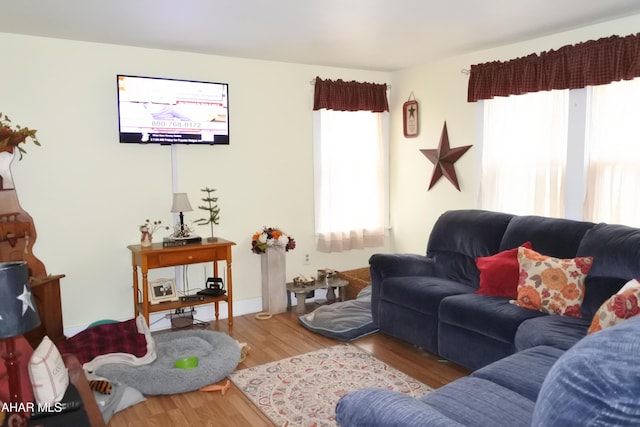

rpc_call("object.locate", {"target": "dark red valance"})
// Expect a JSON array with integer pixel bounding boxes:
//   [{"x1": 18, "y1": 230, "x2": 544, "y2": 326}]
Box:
[
  {"x1": 468, "y1": 32, "x2": 640, "y2": 102},
  {"x1": 313, "y1": 76, "x2": 389, "y2": 112}
]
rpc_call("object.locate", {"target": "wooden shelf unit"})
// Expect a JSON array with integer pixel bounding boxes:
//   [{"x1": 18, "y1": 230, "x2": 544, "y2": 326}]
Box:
[{"x1": 127, "y1": 238, "x2": 236, "y2": 326}]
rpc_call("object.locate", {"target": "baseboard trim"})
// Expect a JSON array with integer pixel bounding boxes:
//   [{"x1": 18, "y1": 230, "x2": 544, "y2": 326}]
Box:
[{"x1": 64, "y1": 297, "x2": 264, "y2": 336}]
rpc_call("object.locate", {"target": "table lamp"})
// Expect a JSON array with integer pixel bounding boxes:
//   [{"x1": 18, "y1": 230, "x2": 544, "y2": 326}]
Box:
[
  {"x1": 0, "y1": 261, "x2": 41, "y2": 426},
  {"x1": 170, "y1": 192, "x2": 193, "y2": 238}
]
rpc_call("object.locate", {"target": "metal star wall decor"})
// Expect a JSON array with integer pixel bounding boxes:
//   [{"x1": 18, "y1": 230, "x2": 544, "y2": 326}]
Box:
[{"x1": 420, "y1": 121, "x2": 472, "y2": 191}]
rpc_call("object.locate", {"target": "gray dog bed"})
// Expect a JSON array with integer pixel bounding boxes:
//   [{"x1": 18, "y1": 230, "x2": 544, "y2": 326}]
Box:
[
  {"x1": 299, "y1": 286, "x2": 379, "y2": 341},
  {"x1": 96, "y1": 329, "x2": 240, "y2": 395}
]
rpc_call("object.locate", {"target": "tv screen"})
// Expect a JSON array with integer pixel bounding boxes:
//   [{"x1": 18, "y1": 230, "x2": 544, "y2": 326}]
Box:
[{"x1": 117, "y1": 75, "x2": 229, "y2": 145}]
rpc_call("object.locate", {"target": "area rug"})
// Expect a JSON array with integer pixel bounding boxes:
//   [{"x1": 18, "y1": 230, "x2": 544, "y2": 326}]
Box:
[
  {"x1": 96, "y1": 329, "x2": 240, "y2": 395},
  {"x1": 230, "y1": 344, "x2": 431, "y2": 426}
]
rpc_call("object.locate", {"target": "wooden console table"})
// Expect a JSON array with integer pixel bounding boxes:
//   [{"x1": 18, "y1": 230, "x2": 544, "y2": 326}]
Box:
[{"x1": 127, "y1": 238, "x2": 235, "y2": 326}]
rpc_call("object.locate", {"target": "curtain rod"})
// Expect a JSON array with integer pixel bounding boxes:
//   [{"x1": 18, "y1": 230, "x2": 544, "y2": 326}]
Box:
[{"x1": 309, "y1": 79, "x2": 391, "y2": 89}]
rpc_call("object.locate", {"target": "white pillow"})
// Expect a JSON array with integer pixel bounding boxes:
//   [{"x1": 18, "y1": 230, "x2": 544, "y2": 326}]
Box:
[{"x1": 28, "y1": 336, "x2": 69, "y2": 404}]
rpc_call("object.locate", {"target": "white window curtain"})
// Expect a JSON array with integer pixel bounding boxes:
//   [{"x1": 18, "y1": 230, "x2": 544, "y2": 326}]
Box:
[
  {"x1": 583, "y1": 78, "x2": 640, "y2": 227},
  {"x1": 479, "y1": 90, "x2": 569, "y2": 217},
  {"x1": 313, "y1": 109, "x2": 387, "y2": 252}
]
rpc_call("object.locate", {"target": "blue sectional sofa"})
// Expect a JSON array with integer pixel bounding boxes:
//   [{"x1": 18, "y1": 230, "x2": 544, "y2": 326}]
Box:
[
  {"x1": 336, "y1": 315, "x2": 640, "y2": 426},
  {"x1": 369, "y1": 209, "x2": 639, "y2": 370},
  {"x1": 335, "y1": 209, "x2": 640, "y2": 426}
]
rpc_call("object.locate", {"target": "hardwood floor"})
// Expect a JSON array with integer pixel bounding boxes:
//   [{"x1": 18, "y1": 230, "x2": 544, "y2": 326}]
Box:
[{"x1": 108, "y1": 308, "x2": 470, "y2": 426}]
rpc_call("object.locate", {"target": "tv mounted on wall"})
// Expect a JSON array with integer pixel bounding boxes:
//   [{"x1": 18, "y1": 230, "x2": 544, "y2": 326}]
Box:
[{"x1": 117, "y1": 74, "x2": 229, "y2": 145}]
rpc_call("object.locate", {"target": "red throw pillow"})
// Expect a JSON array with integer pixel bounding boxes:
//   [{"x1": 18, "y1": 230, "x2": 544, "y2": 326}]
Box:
[{"x1": 475, "y1": 242, "x2": 533, "y2": 299}]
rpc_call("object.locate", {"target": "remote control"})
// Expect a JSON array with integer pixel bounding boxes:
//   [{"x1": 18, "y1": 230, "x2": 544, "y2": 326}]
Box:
[
  {"x1": 58, "y1": 400, "x2": 82, "y2": 413},
  {"x1": 30, "y1": 400, "x2": 82, "y2": 419}
]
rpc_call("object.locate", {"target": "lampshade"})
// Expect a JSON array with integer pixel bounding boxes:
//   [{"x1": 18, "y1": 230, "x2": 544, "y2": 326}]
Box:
[
  {"x1": 170, "y1": 193, "x2": 193, "y2": 213},
  {"x1": 0, "y1": 262, "x2": 41, "y2": 339}
]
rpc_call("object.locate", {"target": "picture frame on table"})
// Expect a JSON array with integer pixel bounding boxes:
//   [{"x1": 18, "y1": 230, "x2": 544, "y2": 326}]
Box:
[{"x1": 149, "y1": 278, "x2": 179, "y2": 304}]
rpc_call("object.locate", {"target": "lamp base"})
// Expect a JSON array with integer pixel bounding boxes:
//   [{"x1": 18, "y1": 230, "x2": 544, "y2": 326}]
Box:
[
  {"x1": 5, "y1": 413, "x2": 27, "y2": 427},
  {"x1": 170, "y1": 222, "x2": 194, "y2": 239},
  {"x1": 2, "y1": 337, "x2": 27, "y2": 427}
]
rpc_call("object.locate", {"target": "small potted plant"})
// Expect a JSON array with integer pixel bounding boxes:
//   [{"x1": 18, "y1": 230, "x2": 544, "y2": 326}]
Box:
[
  {"x1": 194, "y1": 187, "x2": 221, "y2": 242},
  {"x1": 0, "y1": 113, "x2": 41, "y2": 160}
]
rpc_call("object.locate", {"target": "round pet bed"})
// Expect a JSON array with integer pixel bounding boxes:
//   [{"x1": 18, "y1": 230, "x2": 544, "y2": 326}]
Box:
[{"x1": 96, "y1": 329, "x2": 240, "y2": 395}]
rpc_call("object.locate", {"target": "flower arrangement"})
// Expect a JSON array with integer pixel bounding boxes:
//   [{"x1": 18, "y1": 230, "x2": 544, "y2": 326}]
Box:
[
  {"x1": 139, "y1": 219, "x2": 169, "y2": 235},
  {"x1": 0, "y1": 113, "x2": 41, "y2": 160},
  {"x1": 251, "y1": 227, "x2": 296, "y2": 254}
]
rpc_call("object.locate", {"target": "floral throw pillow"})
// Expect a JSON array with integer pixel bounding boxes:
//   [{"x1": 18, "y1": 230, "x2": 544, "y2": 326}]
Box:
[
  {"x1": 587, "y1": 279, "x2": 640, "y2": 334},
  {"x1": 515, "y1": 247, "x2": 593, "y2": 318}
]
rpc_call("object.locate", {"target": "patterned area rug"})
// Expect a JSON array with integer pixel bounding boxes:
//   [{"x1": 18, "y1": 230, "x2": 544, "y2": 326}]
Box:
[{"x1": 230, "y1": 344, "x2": 431, "y2": 426}]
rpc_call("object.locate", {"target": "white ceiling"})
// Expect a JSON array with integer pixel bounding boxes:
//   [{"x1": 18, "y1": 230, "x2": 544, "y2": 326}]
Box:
[{"x1": 3, "y1": 1, "x2": 640, "y2": 71}]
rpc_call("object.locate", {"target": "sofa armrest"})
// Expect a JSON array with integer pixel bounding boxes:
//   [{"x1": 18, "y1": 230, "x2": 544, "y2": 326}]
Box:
[
  {"x1": 335, "y1": 388, "x2": 463, "y2": 427},
  {"x1": 62, "y1": 354, "x2": 106, "y2": 427},
  {"x1": 369, "y1": 254, "x2": 440, "y2": 325},
  {"x1": 369, "y1": 254, "x2": 438, "y2": 280}
]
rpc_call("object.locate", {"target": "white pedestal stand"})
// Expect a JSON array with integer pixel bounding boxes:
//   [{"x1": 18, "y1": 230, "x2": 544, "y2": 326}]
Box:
[{"x1": 261, "y1": 246, "x2": 287, "y2": 314}]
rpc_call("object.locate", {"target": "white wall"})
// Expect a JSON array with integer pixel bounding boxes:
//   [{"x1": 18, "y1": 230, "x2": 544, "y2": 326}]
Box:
[
  {"x1": 4, "y1": 12, "x2": 639, "y2": 331},
  {"x1": 388, "y1": 13, "x2": 640, "y2": 254},
  {"x1": 1, "y1": 33, "x2": 391, "y2": 330}
]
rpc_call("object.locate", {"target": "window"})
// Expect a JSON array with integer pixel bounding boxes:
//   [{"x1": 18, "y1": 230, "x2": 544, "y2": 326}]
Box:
[
  {"x1": 583, "y1": 78, "x2": 640, "y2": 227},
  {"x1": 479, "y1": 90, "x2": 569, "y2": 217},
  {"x1": 313, "y1": 109, "x2": 389, "y2": 252},
  {"x1": 479, "y1": 77, "x2": 640, "y2": 227}
]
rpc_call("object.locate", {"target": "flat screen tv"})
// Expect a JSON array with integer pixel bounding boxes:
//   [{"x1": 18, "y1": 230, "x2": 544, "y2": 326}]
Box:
[{"x1": 117, "y1": 74, "x2": 229, "y2": 145}]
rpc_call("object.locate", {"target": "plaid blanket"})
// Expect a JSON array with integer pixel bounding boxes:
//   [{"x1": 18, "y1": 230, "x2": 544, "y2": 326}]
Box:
[{"x1": 56, "y1": 315, "x2": 156, "y2": 370}]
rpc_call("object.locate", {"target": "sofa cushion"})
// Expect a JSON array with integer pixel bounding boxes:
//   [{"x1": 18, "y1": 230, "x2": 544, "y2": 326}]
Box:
[
  {"x1": 532, "y1": 315, "x2": 640, "y2": 426},
  {"x1": 427, "y1": 210, "x2": 514, "y2": 259},
  {"x1": 581, "y1": 276, "x2": 628, "y2": 319},
  {"x1": 475, "y1": 242, "x2": 532, "y2": 299},
  {"x1": 439, "y1": 293, "x2": 546, "y2": 343},
  {"x1": 336, "y1": 388, "x2": 464, "y2": 427},
  {"x1": 588, "y1": 278, "x2": 640, "y2": 335},
  {"x1": 426, "y1": 209, "x2": 514, "y2": 287},
  {"x1": 576, "y1": 223, "x2": 640, "y2": 279},
  {"x1": 381, "y1": 276, "x2": 473, "y2": 316},
  {"x1": 471, "y1": 345, "x2": 564, "y2": 401},
  {"x1": 419, "y1": 377, "x2": 534, "y2": 427},
  {"x1": 499, "y1": 215, "x2": 594, "y2": 259},
  {"x1": 515, "y1": 247, "x2": 592, "y2": 318},
  {"x1": 514, "y1": 315, "x2": 590, "y2": 351}
]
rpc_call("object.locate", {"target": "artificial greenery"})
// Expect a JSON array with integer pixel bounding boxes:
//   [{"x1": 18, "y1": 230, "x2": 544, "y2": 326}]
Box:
[
  {"x1": 0, "y1": 113, "x2": 41, "y2": 160},
  {"x1": 195, "y1": 187, "x2": 221, "y2": 239}
]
